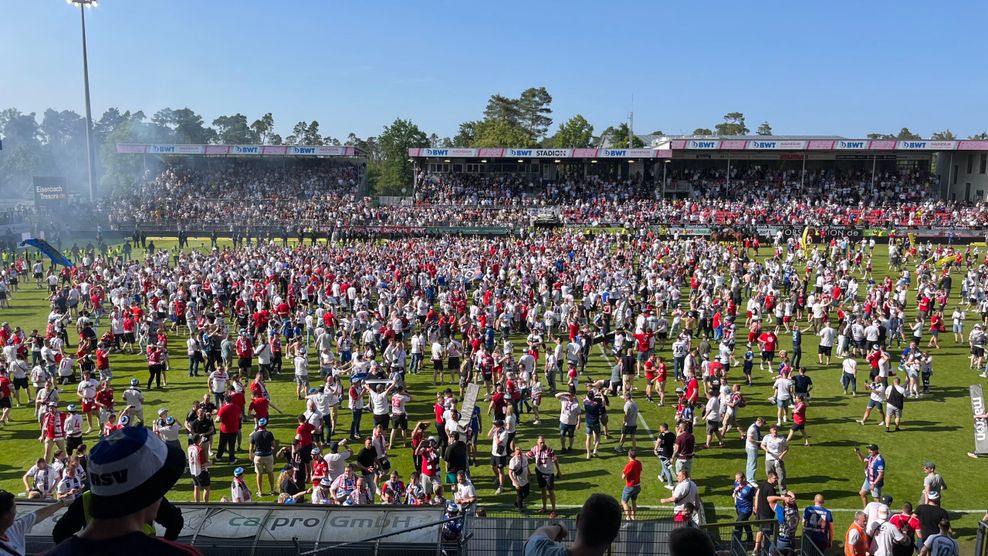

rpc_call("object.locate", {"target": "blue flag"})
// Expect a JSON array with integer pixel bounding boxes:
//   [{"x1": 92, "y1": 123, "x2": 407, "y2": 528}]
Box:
[{"x1": 19, "y1": 238, "x2": 73, "y2": 267}]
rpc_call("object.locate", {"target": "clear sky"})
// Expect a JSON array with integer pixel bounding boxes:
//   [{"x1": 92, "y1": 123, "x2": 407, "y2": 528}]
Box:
[{"x1": 2, "y1": 0, "x2": 986, "y2": 141}]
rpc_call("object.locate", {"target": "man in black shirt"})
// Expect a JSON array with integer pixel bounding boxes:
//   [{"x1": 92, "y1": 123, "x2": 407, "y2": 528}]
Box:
[
  {"x1": 249, "y1": 417, "x2": 277, "y2": 496},
  {"x1": 444, "y1": 431, "x2": 469, "y2": 483},
  {"x1": 356, "y1": 437, "x2": 377, "y2": 489},
  {"x1": 654, "y1": 422, "x2": 677, "y2": 488},
  {"x1": 793, "y1": 367, "x2": 813, "y2": 399},
  {"x1": 914, "y1": 496, "x2": 949, "y2": 544},
  {"x1": 753, "y1": 471, "x2": 779, "y2": 554}
]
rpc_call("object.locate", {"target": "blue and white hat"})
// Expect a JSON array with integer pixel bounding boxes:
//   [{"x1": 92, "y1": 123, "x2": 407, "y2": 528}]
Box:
[{"x1": 86, "y1": 426, "x2": 184, "y2": 519}]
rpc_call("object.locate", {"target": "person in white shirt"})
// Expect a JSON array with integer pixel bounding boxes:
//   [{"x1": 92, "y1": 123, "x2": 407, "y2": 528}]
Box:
[
  {"x1": 760, "y1": 424, "x2": 789, "y2": 492},
  {"x1": 209, "y1": 367, "x2": 229, "y2": 407},
  {"x1": 56, "y1": 462, "x2": 83, "y2": 501},
  {"x1": 817, "y1": 324, "x2": 836, "y2": 365},
  {"x1": 431, "y1": 341, "x2": 445, "y2": 385},
  {"x1": 76, "y1": 371, "x2": 99, "y2": 433},
  {"x1": 841, "y1": 356, "x2": 858, "y2": 396},
  {"x1": 22, "y1": 458, "x2": 58, "y2": 499},
  {"x1": 294, "y1": 348, "x2": 309, "y2": 400},
  {"x1": 63, "y1": 404, "x2": 84, "y2": 454},
  {"x1": 409, "y1": 332, "x2": 425, "y2": 375},
  {"x1": 869, "y1": 507, "x2": 906, "y2": 556},
  {"x1": 230, "y1": 467, "x2": 253, "y2": 503},
  {"x1": 122, "y1": 378, "x2": 145, "y2": 424},
  {"x1": 0, "y1": 492, "x2": 67, "y2": 556}
]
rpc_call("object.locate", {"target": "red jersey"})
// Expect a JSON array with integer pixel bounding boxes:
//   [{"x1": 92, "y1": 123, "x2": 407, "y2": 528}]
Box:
[
  {"x1": 793, "y1": 401, "x2": 806, "y2": 425},
  {"x1": 295, "y1": 422, "x2": 315, "y2": 446},
  {"x1": 758, "y1": 332, "x2": 778, "y2": 353},
  {"x1": 217, "y1": 403, "x2": 242, "y2": 434},
  {"x1": 95, "y1": 388, "x2": 114, "y2": 410},
  {"x1": 623, "y1": 459, "x2": 643, "y2": 487},
  {"x1": 248, "y1": 397, "x2": 270, "y2": 419}
]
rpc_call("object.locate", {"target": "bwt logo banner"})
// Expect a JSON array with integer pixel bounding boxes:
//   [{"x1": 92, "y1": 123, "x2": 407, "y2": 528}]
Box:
[
  {"x1": 749, "y1": 141, "x2": 777, "y2": 149},
  {"x1": 509, "y1": 149, "x2": 534, "y2": 157},
  {"x1": 899, "y1": 141, "x2": 928, "y2": 150},
  {"x1": 837, "y1": 141, "x2": 868, "y2": 150},
  {"x1": 149, "y1": 145, "x2": 176, "y2": 154},
  {"x1": 687, "y1": 140, "x2": 719, "y2": 149},
  {"x1": 232, "y1": 146, "x2": 260, "y2": 154},
  {"x1": 290, "y1": 146, "x2": 317, "y2": 155},
  {"x1": 424, "y1": 148, "x2": 449, "y2": 156}
]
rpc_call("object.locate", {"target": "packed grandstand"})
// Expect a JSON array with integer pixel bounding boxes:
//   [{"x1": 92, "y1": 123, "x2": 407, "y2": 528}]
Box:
[{"x1": 81, "y1": 146, "x2": 988, "y2": 234}]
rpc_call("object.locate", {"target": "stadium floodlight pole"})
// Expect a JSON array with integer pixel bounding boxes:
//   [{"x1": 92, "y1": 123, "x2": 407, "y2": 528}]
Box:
[
  {"x1": 68, "y1": 0, "x2": 98, "y2": 203},
  {"x1": 662, "y1": 159, "x2": 670, "y2": 199}
]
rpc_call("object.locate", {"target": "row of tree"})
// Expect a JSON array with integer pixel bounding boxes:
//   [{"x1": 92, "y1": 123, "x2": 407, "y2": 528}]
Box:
[{"x1": 2, "y1": 94, "x2": 986, "y2": 197}]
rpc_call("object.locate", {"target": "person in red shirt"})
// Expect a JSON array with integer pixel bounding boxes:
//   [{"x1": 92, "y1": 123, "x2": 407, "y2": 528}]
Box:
[
  {"x1": 214, "y1": 396, "x2": 242, "y2": 464},
  {"x1": 94, "y1": 381, "x2": 114, "y2": 426},
  {"x1": 295, "y1": 414, "x2": 316, "y2": 474},
  {"x1": 310, "y1": 447, "x2": 328, "y2": 487},
  {"x1": 227, "y1": 386, "x2": 248, "y2": 450},
  {"x1": 247, "y1": 394, "x2": 278, "y2": 427},
  {"x1": 0, "y1": 370, "x2": 11, "y2": 425},
  {"x1": 632, "y1": 329, "x2": 654, "y2": 375},
  {"x1": 620, "y1": 449, "x2": 643, "y2": 520},
  {"x1": 787, "y1": 394, "x2": 809, "y2": 446},
  {"x1": 757, "y1": 329, "x2": 779, "y2": 371}
]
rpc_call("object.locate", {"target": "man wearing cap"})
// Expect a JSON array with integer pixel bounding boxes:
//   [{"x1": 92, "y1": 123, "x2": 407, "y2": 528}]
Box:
[
  {"x1": 855, "y1": 443, "x2": 885, "y2": 506},
  {"x1": 44, "y1": 427, "x2": 199, "y2": 555},
  {"x1": 230, "y1": 467, "x2": 252, "y2": 503},
  {"x1": 123, "y1": 378, "x2": 145, "y2": 424},
  {"x1": 249, "y1": 417, "x2": 277, "y2": 497},
  {"x1": 914, "y1": 494, "x2": 949, "y2": 545},
  {"x1": 920, "y1": 461, "x2": 946, "y2": 505},
  {"x1": 870, "y1": 503, "x2": 907, "y2": 556}
]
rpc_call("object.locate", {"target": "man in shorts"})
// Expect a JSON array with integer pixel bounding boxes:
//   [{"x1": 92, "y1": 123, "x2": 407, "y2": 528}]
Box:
[
  {"x1": 187, "y1": 434, "x2": 211, "y2": 502},
  {"x1": 249, "y1": 417, "x2": 277, "y2": 496},
  {"x1": 526, "y1": 435, "x2": 561, "y2": 517},
  {"x1": 620, "y1": 448, "x2": 643, "y2": 521},
  {"x1": 855, "y1": 443, "x2": 885, "y2": 506},
  {"x1": 617, "y1": 392, "x2": 638, "y2": 452},
  {"x1": 555, "y1": 391, "x2": 580, "y2": 452}
]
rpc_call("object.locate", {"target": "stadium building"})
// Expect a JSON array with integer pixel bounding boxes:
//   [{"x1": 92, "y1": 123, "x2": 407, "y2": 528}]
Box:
[{"x1": 409, "y1": 136, "x2": 988, "y2": 202}]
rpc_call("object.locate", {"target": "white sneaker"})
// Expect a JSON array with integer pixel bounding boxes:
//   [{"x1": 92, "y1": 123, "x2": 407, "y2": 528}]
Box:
[{"x1": 494, "y1": 487, "x2": 503, "y2": 495}]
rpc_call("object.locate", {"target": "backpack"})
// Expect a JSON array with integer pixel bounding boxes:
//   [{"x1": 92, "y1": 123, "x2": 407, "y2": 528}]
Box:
[{"x1": 736, "y1": 393, "x2": 747, "y2": 408}]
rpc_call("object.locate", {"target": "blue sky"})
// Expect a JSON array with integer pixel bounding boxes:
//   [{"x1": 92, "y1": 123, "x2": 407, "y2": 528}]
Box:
[{"x1": 2, "y1": 0, "x2": 986, "y2": 140}]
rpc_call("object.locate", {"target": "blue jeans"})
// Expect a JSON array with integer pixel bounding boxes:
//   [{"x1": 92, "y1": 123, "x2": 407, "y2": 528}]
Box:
[
  {"x1": 350, "y1": 408, "x2": 363, "y2": 437},
  {"x1": 745, "y1": 447, "x2": 758, "y2": 482},
  {"x1": 658, "y1": 456, "x2": 675, "y2": 486},
  {"x1": 841, "y1": 372, "x2": 856, "y2": 393}
]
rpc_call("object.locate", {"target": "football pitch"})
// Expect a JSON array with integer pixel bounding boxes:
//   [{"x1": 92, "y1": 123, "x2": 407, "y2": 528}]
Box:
[{"x1": 2, "y1": 238, "x2": 986, "y2": 546}]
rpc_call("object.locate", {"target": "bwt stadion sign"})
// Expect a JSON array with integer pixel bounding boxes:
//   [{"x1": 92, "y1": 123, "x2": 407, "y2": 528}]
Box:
[{"x1": 33, "y1": 177, "x2": 68, "y2": 207}]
